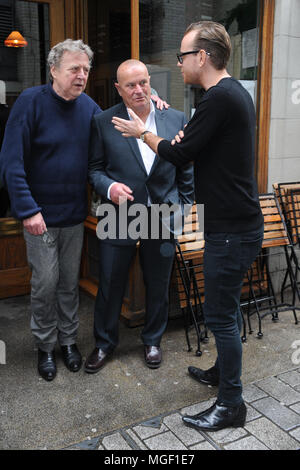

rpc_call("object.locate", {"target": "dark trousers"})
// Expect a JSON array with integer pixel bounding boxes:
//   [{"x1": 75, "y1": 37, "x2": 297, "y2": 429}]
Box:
[
  {"x1": 93, "y1": 238, "x2": 176, "y2": 352},
  {"x1": 203, "y1": 225, "x2": 264, "y2": 406}
]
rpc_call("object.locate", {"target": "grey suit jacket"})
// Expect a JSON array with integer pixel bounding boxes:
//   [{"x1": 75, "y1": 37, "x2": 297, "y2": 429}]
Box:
[
  {"x1": 88, "y1": 101, "x2": 194, "y2": 205},
  {"x1": 88, "y1": 101, "x2": 194, "y2": 243}
]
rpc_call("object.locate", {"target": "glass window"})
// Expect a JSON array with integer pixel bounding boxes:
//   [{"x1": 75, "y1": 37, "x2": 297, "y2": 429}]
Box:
[
  {"x1": 0, "y1": 0, "x2": 50, "y2": 109},
  {"x1": 0, "y1": 0, "x2": 50, "y2": 219},
  {"x1": 87, "y1": 0, "x2": 131, "y2": 110},
  {"x1": 139, "y1": 0, "x2": 260, "y2": 119}
]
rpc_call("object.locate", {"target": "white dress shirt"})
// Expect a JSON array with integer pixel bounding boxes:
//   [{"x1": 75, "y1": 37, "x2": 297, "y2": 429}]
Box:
[{"x1": 108, "y1": 101, "x2": 157, "y2": 203}]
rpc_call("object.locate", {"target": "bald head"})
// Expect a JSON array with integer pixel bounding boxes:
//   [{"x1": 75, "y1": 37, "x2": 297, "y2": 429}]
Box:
[
  {"x1": 116, "y1": 59, "x2": 149, "y2": 83},
  {"x1": 115, "y1": 60, "x2": 152, "y2": 118}
]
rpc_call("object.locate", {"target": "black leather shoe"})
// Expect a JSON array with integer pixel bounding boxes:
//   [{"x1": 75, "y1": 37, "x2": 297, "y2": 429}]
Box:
[
  {"x1": 84, "y1": 347, "x2": 109, "y2": 374},
  {"x1": 188, "y1": 365, "x2": 219, "y2": 386},
  {"x1": 38, "y1": 349, "x2": 56, "y2": 381},
  {"x1": 61, "y1": 344, "x2": 82, "y2": 372},
  {"x1": 144, "y1": 345, "x2": 162, "y2": 369},
  {"x1": 182, "y1": 401, "x2": 247, "y2": 432}
]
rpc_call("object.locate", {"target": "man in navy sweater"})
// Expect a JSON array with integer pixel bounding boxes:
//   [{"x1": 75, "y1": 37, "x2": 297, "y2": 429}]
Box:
[
  {"x1": 0, "y1": 39, "x2": 169, "y2": 382},
  {"x1": 112, "y1": 22, "x2": 264, "y2": 431},
  {"x1": 0, "y1": 39, "x2": 101, "y2": 381}
]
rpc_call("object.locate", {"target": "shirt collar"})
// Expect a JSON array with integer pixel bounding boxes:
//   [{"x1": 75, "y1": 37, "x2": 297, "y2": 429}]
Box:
[{"x1": 126, "y1": 99, "x2": 155, "y2": 121}]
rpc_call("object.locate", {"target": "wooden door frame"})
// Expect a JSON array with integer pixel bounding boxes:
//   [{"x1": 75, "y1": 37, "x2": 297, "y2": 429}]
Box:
[
  {"x1": 27, "y1": 0, "x2": 65, "y2": 45},
  {"x1": 256, "y1": 0, "x2": 275, "y2": 193}
]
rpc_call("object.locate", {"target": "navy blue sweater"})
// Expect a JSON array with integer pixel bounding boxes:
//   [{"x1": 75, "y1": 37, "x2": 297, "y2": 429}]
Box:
[{"x1": 0, "y1": 83, "x2": 101, "y2": 226}]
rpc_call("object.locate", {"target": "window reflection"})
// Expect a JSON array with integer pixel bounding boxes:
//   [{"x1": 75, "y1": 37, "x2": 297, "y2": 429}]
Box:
[
  {"x1": 87, "y1": 0, "x2": 131, "y2": 110},
  {"x1": 0, "y1": 0, "x2": 50, "y2": 218},
  {"x1": 0, "y1": 0, "x2": 49, "y2": 108},
  {"x1": 139, "y1": 0, "x2": 259, "y2": 119}
]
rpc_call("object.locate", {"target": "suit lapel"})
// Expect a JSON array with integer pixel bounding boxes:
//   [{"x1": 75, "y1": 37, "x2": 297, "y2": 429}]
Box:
[{"x1": 115, "y1": 103, "x2": 147, "y2": 175}]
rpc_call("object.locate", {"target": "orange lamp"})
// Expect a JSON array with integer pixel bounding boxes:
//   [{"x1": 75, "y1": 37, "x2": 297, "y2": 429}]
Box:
[{"x1": 4, "y1": 31, "x2": 28, "y2": 48}]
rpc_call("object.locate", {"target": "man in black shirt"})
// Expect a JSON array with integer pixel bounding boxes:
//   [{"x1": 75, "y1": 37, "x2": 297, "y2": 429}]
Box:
[{"x1": 112, "y1": 21, "x2": 264, "y2": 432}]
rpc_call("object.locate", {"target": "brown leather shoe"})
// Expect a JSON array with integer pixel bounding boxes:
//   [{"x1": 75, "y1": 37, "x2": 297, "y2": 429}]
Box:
[
  {"x1": 144, "y1": 345, "x2": 162, "y2": 369},
  {"x1": 84, "y1": 347, "x2": 109, "y2": 374}
]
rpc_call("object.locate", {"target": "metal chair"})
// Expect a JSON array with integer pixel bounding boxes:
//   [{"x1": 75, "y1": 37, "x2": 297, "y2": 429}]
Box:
[
  {"x1": 174, "y1": 204, "x2": 207, "y2": 356},
  {"x1": 242, "y1": 193, "x2": 300, "y2": 339},
  {"x1": 273, "y1": 182, "x2": 300, "y2": 303},
  {"x1": 174, "y1": 204, "x2": 250, "y2": 351}
]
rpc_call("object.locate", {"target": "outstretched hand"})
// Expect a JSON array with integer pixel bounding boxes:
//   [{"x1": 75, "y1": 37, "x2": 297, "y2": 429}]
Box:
[{"x1": 112, "y1": 109, "x2": 146, "y2": 139}]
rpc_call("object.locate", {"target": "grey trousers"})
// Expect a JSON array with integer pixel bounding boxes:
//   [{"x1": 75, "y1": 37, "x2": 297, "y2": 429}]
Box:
[{"x1": 24, "y1": 223, "x2": 84, "y2": 352}]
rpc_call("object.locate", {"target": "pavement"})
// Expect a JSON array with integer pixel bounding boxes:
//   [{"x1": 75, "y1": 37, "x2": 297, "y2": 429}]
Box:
[{"x1": 0, "y1": 290, "x2": 300, "y2": 452}]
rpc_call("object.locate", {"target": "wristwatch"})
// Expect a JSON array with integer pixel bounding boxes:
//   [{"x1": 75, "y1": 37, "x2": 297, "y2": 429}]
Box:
[{"x1": 140, "y1": 130, "x2": 150, "y2": 142}]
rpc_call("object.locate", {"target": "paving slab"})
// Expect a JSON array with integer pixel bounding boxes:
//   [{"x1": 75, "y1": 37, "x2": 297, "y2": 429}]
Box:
[{"x1": 1, "y1": 293, "x2": 300, "y2": 451}]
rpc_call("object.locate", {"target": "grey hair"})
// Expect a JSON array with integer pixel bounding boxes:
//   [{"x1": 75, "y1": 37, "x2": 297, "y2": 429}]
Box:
[{"x1": 47, "y1": 39, "x2": 94, "y2": 82}]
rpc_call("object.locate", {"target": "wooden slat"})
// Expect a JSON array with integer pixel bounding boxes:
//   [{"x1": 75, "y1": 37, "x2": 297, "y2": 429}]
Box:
[{"x1": 272, "y1": 183, "x2": 300, "y2": 245}]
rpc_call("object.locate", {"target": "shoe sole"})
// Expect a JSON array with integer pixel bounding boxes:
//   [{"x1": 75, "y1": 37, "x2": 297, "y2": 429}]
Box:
[
  {"x1": 189, "y1": 374, "x2": 219, "y2": 386},
  {"x1": 145, "y1": 362, "x2": 161, "y2": 369},
  {"x1": 84, "y1": 363, "x2": 106, "y2": 374}
]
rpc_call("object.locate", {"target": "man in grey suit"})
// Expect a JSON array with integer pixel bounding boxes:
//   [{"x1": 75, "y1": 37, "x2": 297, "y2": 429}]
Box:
[{"x1": 84, "y1": 60, "x2": 194, "y2": 373}]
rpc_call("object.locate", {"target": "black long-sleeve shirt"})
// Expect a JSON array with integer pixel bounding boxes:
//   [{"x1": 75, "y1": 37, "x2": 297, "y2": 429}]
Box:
[{"x1": 158, "y1": 77, "x2": 263, "y2": 233}]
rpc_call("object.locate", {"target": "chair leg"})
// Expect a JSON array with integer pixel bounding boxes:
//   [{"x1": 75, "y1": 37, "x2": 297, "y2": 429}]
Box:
[
  {"x1": 248, "y1": 266, "x2": 263, "y2": 339},
  {"x1": 190, "y1": 264, "x2": 203, "y2": 356},
  {"x1": 182, "y1": 307, "x2": 192, "y2": 352},
  {"x1": 261, "y1": 249, "x2": 279, "y2": 323},
  {"x1": 284, "y1": 246, "x2": 299, "y2": 324},
  {"x1": 240, "y1": 306, "x2": 247, "y2": 343},
  {"x1": 176, "y1": 254, "x2": 202, "y2": 354}
]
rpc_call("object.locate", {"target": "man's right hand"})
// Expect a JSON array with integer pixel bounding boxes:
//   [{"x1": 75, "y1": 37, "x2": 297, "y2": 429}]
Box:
[
  {"x1": 23, "y1": 212, "x2": 47, "y2": 235},
  {"x1": 109, "y1": 183, "x2": 134, "y2": 205}
]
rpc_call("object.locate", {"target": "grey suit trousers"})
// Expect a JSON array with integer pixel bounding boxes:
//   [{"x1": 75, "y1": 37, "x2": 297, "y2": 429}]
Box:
[{"x1": 24, "y1": 223, "x2": 84, "y2": 352}]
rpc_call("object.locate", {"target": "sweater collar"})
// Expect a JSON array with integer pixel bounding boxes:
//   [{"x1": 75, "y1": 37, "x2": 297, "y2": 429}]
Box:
[{"x1": 47, "y1": 82, "x2": 80, "y2": 105}]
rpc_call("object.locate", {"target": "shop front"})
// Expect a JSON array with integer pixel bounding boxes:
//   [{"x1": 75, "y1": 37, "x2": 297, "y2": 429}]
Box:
[{"x1": 0, "y1": 0, "x2": 275, "y2": 321}]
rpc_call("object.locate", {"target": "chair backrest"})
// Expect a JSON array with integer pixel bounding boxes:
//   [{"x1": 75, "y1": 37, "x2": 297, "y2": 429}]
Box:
[
  {"x1": 175, "y1": 203, "x2": 204, "y2": 260},
  {"x1": 174, "y1": 203, "x2": 205, "y2": 309},
  {"x1": 273, "y1": 182, "x2": 300, "y2": 247},
  {"x1": 259, "y1": 193, "x2": 290, "y2": 248},
  {"x1": 287, "y1": 189, "x2": 300, "y2": 247}
]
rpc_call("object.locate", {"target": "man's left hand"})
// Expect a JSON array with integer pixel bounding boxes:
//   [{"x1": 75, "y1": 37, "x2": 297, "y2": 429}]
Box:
[{"x1": 151, "y1": 94, "x2": 170, "y2": 110}]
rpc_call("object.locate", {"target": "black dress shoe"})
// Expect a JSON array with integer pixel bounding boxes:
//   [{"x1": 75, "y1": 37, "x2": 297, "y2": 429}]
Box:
[
  {"x1": 144, "y1": 345, "x2": 162, "y2": 369},
  {"x1": 84, "y1": 347, "x2": 109, "y2": 374},
  {"x1": 182, "y1": 401, "x2": 247, "y2": 432},
  {"x1": 188, "y1": 365, "x2": 219, "y2": 386},
  {"x1": 61, "y1": 344, "x2": 82, "y2": 372},
  {"x1": 38, "y1": 349, "x2": 56, "y2": 381}
]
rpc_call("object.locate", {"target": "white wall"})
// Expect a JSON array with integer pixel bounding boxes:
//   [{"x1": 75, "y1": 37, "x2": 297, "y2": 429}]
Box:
[{"x1": 268, "y1": 0, "x2": 300, "y2": 190}]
